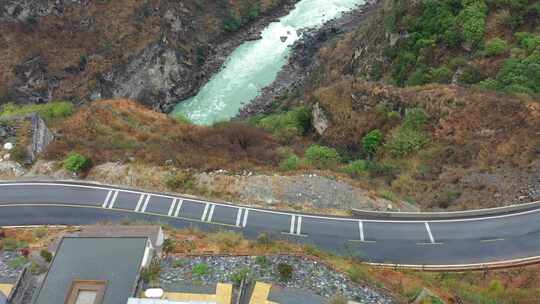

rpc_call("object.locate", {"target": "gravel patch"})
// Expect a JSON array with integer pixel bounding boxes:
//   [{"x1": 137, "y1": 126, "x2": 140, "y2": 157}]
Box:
[
  {"x1": 0, "y1": 251, "x2": 24, "y2": 283},
  {"x1": 160, "y1": 255, "x2": 394, "y2": 303}
]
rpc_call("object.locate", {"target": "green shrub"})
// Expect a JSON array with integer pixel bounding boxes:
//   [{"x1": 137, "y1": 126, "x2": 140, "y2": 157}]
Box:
[
  {"x1": 172, "y1": 259, "x2": 184, "y2": 268},
  {"x1": 40, "y1": 249, "x2": 53, "y2": 263},
  {"x1": 2, "y1": 238, "x2": 18, "y2": 251},
  {"x1": 385, "y1": 127, "x2": 430, "y2": 157},
  {"x1": 403, "y1": 108, "x2": 430, "y2": 129},
  {"x1": 8, "y1": 256, "x2": 29, "y2": 269},
  {"x1": 484, "y1": 38, "x2": 508, "y2": 56},
  {"x1": 231, "y1": 267, "x2": 250, "y2": 286},
  {"x1": 276, "y1": 263, "x2": 293, "y2": 281},
  {"x1": 362, "y1": 130, "x2": 383, "y2": 157},
  {"x1": 458, "y1": 65, "x2": 483, "y2": 85},
  {"x1": 0, "y1": 101, "x2": 74, "y2": 121},
  {"x1": 280, "y1": 154, "x2": 301, "y2": 171},
  {"x1": 430, "y1": 67, "x2": 452, "y2": 84},
  {"x1": 192, "y1": 263, "x2": 210, "y2": 277},
  {"x1": 33, "y1": 227, "x2": 48, "y2": 239},
  {"x1": 63, "y1": 152, "x2": 91, "y2": 173},
  {"x1": 343, "y1": 160, "x2": 368, "y2": 178},
  {"x1": 255, "y1": 256, "x2": 269, "y2": 267},
  {"x1": 458, "y1": 0, "x2": 488, "y2": 47},
  {"x1": 255, "y1": 107, "x2": 311, "y2": 142},
  {"x1": 304, "y1": 145, "x2": 340, "y2": 169},
  {"x1": 164, "y1": 172, "x2": 195, "y2": 191}
]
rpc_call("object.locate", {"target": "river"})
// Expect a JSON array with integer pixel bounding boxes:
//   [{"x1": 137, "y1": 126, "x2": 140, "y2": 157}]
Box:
[{"x1": 172, "y1": 0, "x2": 366, "y2": 125}]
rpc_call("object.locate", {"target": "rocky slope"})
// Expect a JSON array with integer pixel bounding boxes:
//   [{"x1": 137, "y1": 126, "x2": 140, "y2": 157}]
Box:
[
  {"x1": 0, "y1": 0, "x2": 296, "y2": 112},
  {"x1": 242, "y1": 0, "x2": 540, "y2": 210}
]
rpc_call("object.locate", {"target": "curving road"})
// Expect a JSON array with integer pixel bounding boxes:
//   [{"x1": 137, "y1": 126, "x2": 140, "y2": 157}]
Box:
[{"x1": 1, "y1": 181, "x2": 540, "y2": 269}]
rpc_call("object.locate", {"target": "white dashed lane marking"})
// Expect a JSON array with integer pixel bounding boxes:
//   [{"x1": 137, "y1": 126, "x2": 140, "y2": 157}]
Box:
[
  {"x1": 242, "y1": 209, "x2": 249, "y2": 228},
  {"x1": 359, "y1": 221, "x2": 364, "y2": 242},
  {"x1": 140, "y1": 195, "x2": 151, "y2": 213},
  {"x1": 107, "y1": 190, "x2": 119, "y2": 209},
  {"x1": 425, "y1": 222, "x2": 435, "y2": 243},
  {"x1": 134, "y1": 194, "x2": 145, "y2": 212},
  {"x1": 201, "y1": 203, "x2": 210, "y2": 221},
  {"x1": 102, "y1": 190, "x2": 112, "y2": 208},
  {"x1": 207, "y1": 204, "x2": 215, "y2": 222},
  {"x1": 174, "y1": 199, "x2": 183, "y2": 217},
  {"x1": 167, "y1": 198, "x2": 178, "y2": 216}
]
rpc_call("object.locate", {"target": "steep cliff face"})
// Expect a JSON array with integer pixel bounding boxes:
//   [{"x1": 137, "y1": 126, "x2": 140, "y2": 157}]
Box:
[{"x1": 0, "y1": 0, "x2": 294, "y2": 111}]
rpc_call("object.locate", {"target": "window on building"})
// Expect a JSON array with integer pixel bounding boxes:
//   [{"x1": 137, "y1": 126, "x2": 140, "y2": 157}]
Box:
[{"x1": 65, "y1": 281, "x2": 106, "y2": 304}]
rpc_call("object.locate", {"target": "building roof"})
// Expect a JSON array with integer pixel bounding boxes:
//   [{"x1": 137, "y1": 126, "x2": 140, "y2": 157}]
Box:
[
  {"x1": 34, "y1": 237, "x2": 149, "y2": 304},
  {"x1": 79, "y1": 225, "x2": 163, "y2": 248}
]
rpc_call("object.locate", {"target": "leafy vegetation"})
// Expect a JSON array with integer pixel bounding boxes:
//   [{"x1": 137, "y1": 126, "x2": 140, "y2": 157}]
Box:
[
  {"x1": 0, "y1": 101, "x2": 74, "y2": 122},
  {"x1": 304, "y1": 145, "x2": 341, "y2": 169},
  {"x1": 276, "y1": 262, "x2": 293, "y2": 281},
  {"x1": 252, "y1": 107, "x2": 311, "y2": 143},
  {"x1": 361, "y1": 129, "x2": 383, "y2": 157},
  {"x1": 192, "y1": 263, "x2": 211, "y2": 277},
  {"x1": 63, "y1": 152, "x2": 92, "y2": 173}
]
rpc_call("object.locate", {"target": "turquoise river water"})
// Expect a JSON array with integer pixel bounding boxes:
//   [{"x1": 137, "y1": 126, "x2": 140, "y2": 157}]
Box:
[{"x1": 172, "y1": 0, "x2": 366, "y2": 125}]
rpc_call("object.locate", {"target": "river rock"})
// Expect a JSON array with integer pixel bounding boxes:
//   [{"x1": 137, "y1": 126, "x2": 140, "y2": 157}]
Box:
[{"x1": 3, "y1": 142, "x2": 13, "y2": 150}]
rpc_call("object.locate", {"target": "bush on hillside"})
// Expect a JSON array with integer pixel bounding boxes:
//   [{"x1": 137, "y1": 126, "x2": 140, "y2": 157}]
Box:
[
  {"x1": 0, "y1": 101, "x2": 74, "y2": 121},
  {"x1": 304, "y1": 145, "x2": 340, "y2": 169},
  {"x1": 361, "y1": 130, "x2": 383, "y2": 157},
  {"x1": 63, "y1": 152, "x2": 91, "y2": 173},
  {"x1": 484, "y1": 38, "x2": 508, "y2": 56},
  {"x1": 280, "y1": 154, "x2": 301, "y2": 171},
  {"x1": 343, "y1": 160, "x2": 368, "y2": 178},
  {"x1": 255, "y1": 107, "x2": 311, "y2": 142}
]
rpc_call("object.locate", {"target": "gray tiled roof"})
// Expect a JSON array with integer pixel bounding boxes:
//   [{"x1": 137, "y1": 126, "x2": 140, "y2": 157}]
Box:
[{"x1": 34, "y1": 237, "x2": 148, "y2": 304}]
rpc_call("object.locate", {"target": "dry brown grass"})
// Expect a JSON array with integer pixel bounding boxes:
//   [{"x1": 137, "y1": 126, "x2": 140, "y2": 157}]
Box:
[{"x1": 45, "y1": 99, "x2": 282, "y2": 171}]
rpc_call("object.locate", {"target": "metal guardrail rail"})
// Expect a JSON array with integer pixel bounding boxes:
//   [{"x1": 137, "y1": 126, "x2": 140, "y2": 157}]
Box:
[{"x1": 352, "y1": 200, "x2": 540, "y2": 220}]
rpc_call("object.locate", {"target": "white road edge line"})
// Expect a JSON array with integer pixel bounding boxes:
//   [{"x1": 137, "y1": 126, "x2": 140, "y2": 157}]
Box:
[
  {"x1": 359, "y1": 221, "x2": 365, "y2": 242},
  {"x1": 290, "y1": 215, "x2": 296, "y2": 234},
  {"x1": 201, "y1": 203, "x2": 209, "y2": 221},
  {"x1": 207, "y1": 204, "x2": 215, "y2": 222},
  {"x1": 242, "y1": 209, "x2": 249, "y2": 228},
  {"x1": 236, "y1": 208, "x2": 243, "y2": 227},
  {"x1": 141, "y1": 195, "x2": 151, "y2": 213},
  {"x1": 102, "y1": 191, "x2": 112, "y2": 208},
  {"x1": 135, "y1": 194, "x2": 145, "y2": 212},
  {"x1": 167, "y1": 198, "x2": 177, "y2": 216},
  {"x1": 296, "y1": 216, "x2": 302, "y2": 235},
  {"x1": 4, "y1": 182, "x2": 540, "y2": 224},
  {"x1": 174, "y1": 199, "x2": 183, "y2": 217},
  {"x1": 108, "y1": 190, "x2": 119, "y2": 209},
  {"x1": 425, "y1": 222, "x2": 435, "y2": 244}
]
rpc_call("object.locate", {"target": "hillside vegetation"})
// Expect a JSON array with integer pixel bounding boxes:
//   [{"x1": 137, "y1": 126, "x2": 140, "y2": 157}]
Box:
[{"x1": 251, "y1": 0, "x2": 540, "y2": 210}]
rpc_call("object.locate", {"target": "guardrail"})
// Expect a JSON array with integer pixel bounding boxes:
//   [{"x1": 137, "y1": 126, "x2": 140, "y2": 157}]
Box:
[{"x1": 351, "y1": 200, "x2": 540, "y2": 220}]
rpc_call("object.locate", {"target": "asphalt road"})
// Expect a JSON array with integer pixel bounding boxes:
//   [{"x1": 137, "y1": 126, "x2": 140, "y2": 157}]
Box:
[{"x1": 1, "y1": 181, "x2": 540, "y2": 267}]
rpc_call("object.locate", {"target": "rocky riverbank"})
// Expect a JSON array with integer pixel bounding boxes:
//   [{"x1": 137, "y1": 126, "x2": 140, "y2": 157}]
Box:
[
  {"x1": 0, "y1": 0, "x2": 299, "y2": 112},
  {"x1": 238, "y1": 0, "x2": 381, "y2": 117}
]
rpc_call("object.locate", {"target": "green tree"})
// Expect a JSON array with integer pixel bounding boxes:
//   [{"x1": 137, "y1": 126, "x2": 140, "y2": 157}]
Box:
[
  {"x1": 361, "y1": 130, "x2": 383, "y2": 157},
  {"x1": 63, "y1": 152, "x2": 91, "y2": 173},
  {"x1": 304, "y1": 145, "x2": 340, "y2": 169}
]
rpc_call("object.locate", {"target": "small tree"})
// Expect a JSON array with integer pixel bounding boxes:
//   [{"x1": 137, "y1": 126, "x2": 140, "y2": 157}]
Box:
[
  {"x1": 40, "y1": 249, "x2": 53, "y2": 263},
  {"x1": 361, "y1": 130, "x2": 383, "y2": 158},
  {"x1": 304, "y1": 145, "x2": 340, "y2": 169},
  {"x1": 63, "y1": 152, "x2": 91, "y2": 173},
  {"x1": 276, "y1": 263, "x2": 293, "y2": 282}
]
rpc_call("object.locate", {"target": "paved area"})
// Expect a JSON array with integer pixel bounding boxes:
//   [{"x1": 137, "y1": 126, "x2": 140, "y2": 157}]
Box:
[{"x1": 1, "y1": 181, "x2": 540, "y2": 266}]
